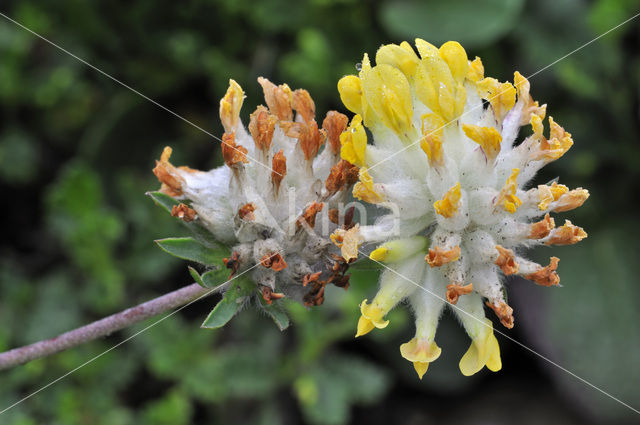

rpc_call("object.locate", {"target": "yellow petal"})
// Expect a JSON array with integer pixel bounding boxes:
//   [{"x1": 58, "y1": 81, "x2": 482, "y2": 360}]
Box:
[
  {"x1": 537, "y1": 181, "x2": 569, "y2": 210},
  {"x1": 462, "y1": 124, "x2": 502, "y2": 161},
  {"x1": 453, "y1": 82, "x2": 467, "y2": 118},
  {"x1": 550, "y1": 181, "x2": 569, "y2": 199},
  {"x1": 370, "y1": 236, "x2": 429, "y2": 263},
  {"x1": 400, "y1": 337, "x2": 442, "y2": 363},
  {"x1": 434, "y1": 182, "x2": 462, "y2": 218},
  {"x1": 459, "y1": 323, "x2": 502, "y2": 376},
  {"x1": 400, "y1": 337, "x2": 441, "y2": 379},
  {"x1": 339, "y1": 115, "x2": 367, "y2": 167},
  {"x1": 361, "y1": 299, "x2": 390, "y2": 328},
  {"x1": 362, "y1": 64, "x2": 414, "y2": 138},
  {"x1": 438, "y1": 81, "x2": 456, "y2": 120},
  {"x1": 477, "y1": 77, "x2": 516, "y2": 122},
  {"x1": 338, "y1": 75, "x2": 364, "y2": 116},
  {"x1": 530, "y1": 113, "x2": 544, "y2": 139},
  {"x1": 439, "y1": 41, "x2": 468, "y2": 83},
  {"x1": 219, "y1": 79, "x2": 245, "y2": 133},
  {"x1": 539, "y1": 117, "x2": 573, "y2": 162},
  {"x1": 496, "y1": 169, "x2": 521, "y2": 213},
  {"x1": 337, "y1": 74, "x2": 379, "y2": 128},
  {"x1": 376, "y1": 43, "x2": 420, "y2": 79},
  {"x1": 353, "y1": 168, "x2": 384, "y2": 203},
  {"x1": 514, "y1": 71, "x2": 547, "y2": 125},
  {"x1": 514, "y1": 70, "x2": 530, "y2": 101},
  {"x1": 466, "y1": 56, "x2": 484, "y2": 83},
  {"x1": 414, "y1": 38, "x2": 439, "y2": 59},
  {"x1": 355, "y1": 315, "x2": 375, "y2": 337},
  {"x1": 359, "y1": 52, "x2": 372, "y2": 77},
  {"x1": 369, "y1": 246, "x2": 389, "y2": 262},
  {"x1": 355, "y1": 299, "x2": 390, "y2": 337},
  {"x1": 415, "y1": 55, "x2": 456, "y2": 120},
  {"x1": 413, "y1": 361, "x2": 429, "y2": 379},
  {"x1": 420, "y1": 113, "x2": 445, "y2": 166},
  {"x1": 414, "y1": 61, "x2": 440, "y2": 116},
  {"x1": 485, "y1": 334, "x2": 502, "y2": 372},
  {"x1": 399, "y1": 41, "x2": 415, "y2": 53}
]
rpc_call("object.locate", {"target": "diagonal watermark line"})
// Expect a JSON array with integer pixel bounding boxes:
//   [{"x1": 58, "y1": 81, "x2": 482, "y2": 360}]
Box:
[
  {"x1": 365, "y1": 11, "x2": 640, "y2": 174},
  {"x1": 361, "y1": 250, "x2": 640, "y2": 415},
  {"x1": 0, "y1": 260, "x2": 264, "y2": 415},
  {"x1": 0, "y1": 11, "x2": 283, "y2": 177},
  {"x1": 0, "y1": 3, "x2": 637, "y2": 416}
]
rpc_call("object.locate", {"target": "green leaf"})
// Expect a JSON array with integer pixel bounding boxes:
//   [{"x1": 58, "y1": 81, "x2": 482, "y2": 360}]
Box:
[
  {"x1": 188, "y1": 265, "x2": 230, "y2": 289},
  {"x1": 188, "y1": 266, "x2": 207, "y2": 289},
  {"x1": 155, "y1": 237, "x2": 224, "y2": 266},
  {"x1": 379, "y1": 0, "x2": 525, "y2": 48},
  {"x1": 260, "y1": 300, "x2": 290, "y2": 331},
  {"x1": 201, "y1": 268, "x2": 231, "y2": 288},
  {"x1": 146, "y1": 190, "x2": 179, "y2": 214},
  {"x1": 201, "y1": 278, "x2": 254, "y2": 329}
]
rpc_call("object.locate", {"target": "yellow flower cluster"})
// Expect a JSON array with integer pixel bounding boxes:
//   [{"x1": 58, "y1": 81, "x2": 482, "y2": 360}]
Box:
[{"x1": 333, "y1": 39, "x2": 589, "y2": 378}]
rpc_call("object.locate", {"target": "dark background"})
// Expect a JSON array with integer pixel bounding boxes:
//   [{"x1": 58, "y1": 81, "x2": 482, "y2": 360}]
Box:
[{"x1": 1, "y1": 0, "x2": 639, "y2": 424}]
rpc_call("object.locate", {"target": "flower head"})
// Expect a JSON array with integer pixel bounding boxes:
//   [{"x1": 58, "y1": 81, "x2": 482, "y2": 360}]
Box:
[
  {"x1": 153, "y1": 78, "x2": 357, "y2": 308},
  {"x1": 335, "y1": 40, "x2": 589, "y2": 377}
]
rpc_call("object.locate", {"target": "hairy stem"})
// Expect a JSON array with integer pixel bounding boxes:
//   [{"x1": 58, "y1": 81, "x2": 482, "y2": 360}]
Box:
[{"x1": 0, "y1": 283, "x2": 212, "y2": 371}]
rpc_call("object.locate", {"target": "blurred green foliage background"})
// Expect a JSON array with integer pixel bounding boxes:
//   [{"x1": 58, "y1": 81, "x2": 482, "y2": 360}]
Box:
[{"x1": 1, "y1": 0, "x2": 639, "y2": 424}]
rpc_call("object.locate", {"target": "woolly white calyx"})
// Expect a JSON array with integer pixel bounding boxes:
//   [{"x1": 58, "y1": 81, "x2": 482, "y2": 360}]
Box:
[{"x1": 336, "y1": 40, "x2": 589, "y2": 377}]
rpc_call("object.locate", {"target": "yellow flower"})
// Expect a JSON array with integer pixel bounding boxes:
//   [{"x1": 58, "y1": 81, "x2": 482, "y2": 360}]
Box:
[
  {"x1": 434, "y1": 182, "x2": 462, "y2": 218},
  {"x1": 361, "y1": 64, "x2": 415, "y2": 139},
  {"x1": 400, "y1": 338, "x2": 442, "y2": 379},
  {"x1": 339, "y1": 115, "x2": 367, "y2": 167},
  {"x1": 459, "y1": 319, "x2": 502, "y2": 376},
  {"x1": 339, "y1": 39, "x2": 588, "y2": 378},
  {"x1": 356, "y1": 299, "x2": 390, "y2": 337},
  {"x1": 352, "y1": 168, "x2": 384, "y2": 203}
]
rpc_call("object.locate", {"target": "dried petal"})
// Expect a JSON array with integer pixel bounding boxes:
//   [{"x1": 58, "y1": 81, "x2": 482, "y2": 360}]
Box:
[
  {"x1": 545, "y1": 220, "x2": 587, "y2": 245},
  {"x1": 248, "y1": 105, "x2": 277, "y2": 151},
  {"x1": 281, "y1": 120, "x2": 326, "y2": 161},
  {"x1": 260, "y1": 252, "x2": 288, "y2": 271},
  {"x1": 325, "y1": 159, "x2": 358, "y2": 195},
  {"x1": 271, "y1": 150, "x2": 287, "y2": 191},
  {"x1": 322, "y1": 111, "x2": 349, "y2": 155},
  {"x1": 529, "y1": 213, "x2": 555, "y2": 239},
  {"x1": 426, "y1": 246, "x2": 461, "y2": 267},
  {"x1": 296, "y1": 202, "x2": 324, "y2": 230},
  {"x1": 446, "y1": 283, "x2": 473, "y2": 304},
  {"x1": 171, "y1": 203, "x2": 197, "y2": 222},
  {"x1": 494, "y1": 245, "x2": 519, "y2": 275},
  {"x1": 221, "y1": 132, "x2": 249, "y2": 168},
  {"x1": 525, "y1": 257, "x2": 560, "y2": 286},
  {"x1": 238, "y1": 203, "x2": 256, "y2": 221},
  {"x1": 152, "y1": 146, "x2": 185, "y2": 197},
  {"x1": 292, "y1": 89, "x2": 316, "y2": 123},
  {"x1": 257, "y1": 77, "x2": 293, "y2": 121},
  {"x1": 486, "y1": 301, "x2": 514, "y2": 329}
]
